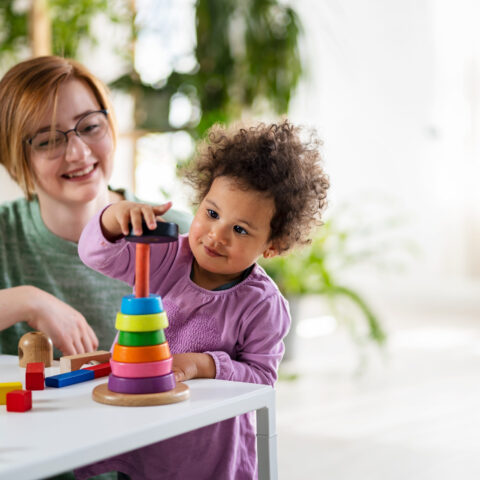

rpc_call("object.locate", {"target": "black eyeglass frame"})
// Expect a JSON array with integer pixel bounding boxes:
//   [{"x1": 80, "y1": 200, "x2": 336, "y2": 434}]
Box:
[{"x1": 26, "y1": 109, "x2": 109, "y2": 147}]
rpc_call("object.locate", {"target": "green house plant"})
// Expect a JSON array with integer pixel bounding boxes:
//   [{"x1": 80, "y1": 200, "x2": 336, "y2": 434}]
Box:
[
  {"x1": 260, "y1": 214, "x2": 388, "y2": 363},
  {"x1": 111, "y1": 0, "x2": 303, "y2": 139}
]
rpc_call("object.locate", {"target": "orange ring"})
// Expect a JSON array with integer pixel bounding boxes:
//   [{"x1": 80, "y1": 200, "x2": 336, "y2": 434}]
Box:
[{"x1": 112, "y1": 343, "x2": 171, "y2": 363}]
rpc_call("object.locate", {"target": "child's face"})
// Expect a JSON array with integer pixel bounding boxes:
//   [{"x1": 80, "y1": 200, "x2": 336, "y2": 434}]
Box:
[{"x1": 189, "y1": 176, "x2": 278, "y2": 289}]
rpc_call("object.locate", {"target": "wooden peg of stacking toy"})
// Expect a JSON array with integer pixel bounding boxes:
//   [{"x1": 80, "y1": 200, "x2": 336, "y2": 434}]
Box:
[
  {"x1": 126, "y1": 221, "x2": 179, "y2": 298},
  {"x1": 92, "y1": 220, "x2": 190, "y2": 407},
  {"x1": 18, "y1": 331, "x2": 53, "y2": 367}
]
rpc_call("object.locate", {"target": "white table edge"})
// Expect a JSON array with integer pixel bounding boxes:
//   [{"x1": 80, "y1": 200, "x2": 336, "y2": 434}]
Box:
[{"x1": 0, "y1": 355, "x2": 278, "y2": 480}]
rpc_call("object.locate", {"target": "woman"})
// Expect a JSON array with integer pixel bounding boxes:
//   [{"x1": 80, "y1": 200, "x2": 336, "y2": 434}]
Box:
[{"x1": 0, "y1": 56, "x2": 190, "y2": 357}]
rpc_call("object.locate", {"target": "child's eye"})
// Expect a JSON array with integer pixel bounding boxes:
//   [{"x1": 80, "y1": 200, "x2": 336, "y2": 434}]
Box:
[
  {"x1": 207, "y1": 209, "x2": 219, "y2": 219},
  {"x1": 234, "y1": 225, "x2": 248, "y2": 235}
]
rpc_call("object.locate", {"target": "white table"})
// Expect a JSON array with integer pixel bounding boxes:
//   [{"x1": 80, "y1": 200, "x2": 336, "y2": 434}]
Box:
[{"x1": 0, "y1": 355, "x2": 277, "y2": 480}]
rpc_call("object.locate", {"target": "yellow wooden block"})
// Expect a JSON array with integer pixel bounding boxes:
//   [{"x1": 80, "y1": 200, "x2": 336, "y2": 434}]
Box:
[{"x1": 0, "y1": 382, "x2": 23, "y2": 404}]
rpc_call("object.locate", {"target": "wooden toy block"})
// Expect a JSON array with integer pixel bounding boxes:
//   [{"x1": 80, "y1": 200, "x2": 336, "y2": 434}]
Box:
[
  {"x1": 112, "y1": 342, "x2": 171, "y2": 363},
  {"x1": 121, "y1": 294, "x2": 163, "y2": 315},
  {"x1": 118, "y1": 329, "x2": 166, "y2": 347},
  {"x1": 110, "y1": 357, "x2": 173, "y2": 378},
  {"x1": 59, "y1": 350, "x2": 111, "y2": 373},
  {"x1": 45, "y1": 369, "x2": 95, "y2": 388},
  {"x1": 0, "y1": 382, "x2": 23, "y2": 404},
  {"x1": 108, "y1": 372, "x2": 176, "y2": 394},
  {"x1": 18, "y1": 331, "x2": 53, "y2": 367},
  {"x1": 115, "y1": 311, "x2": 168, "y2": 332},
  {"x1": 83, "y1": 361, "x2": 111, "y2": 378},
  {"x1": 6, "y1": 390, "x2": 32, "y2": 412},
  {"x1": 26, "y1": 362, "x2": 45, "y2": 390}
]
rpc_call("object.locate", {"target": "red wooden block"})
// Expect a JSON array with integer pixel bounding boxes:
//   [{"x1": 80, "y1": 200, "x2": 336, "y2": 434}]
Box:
[
  {"x1": 26, "y1": 362, "x2": 45, "y2": 390},
  {"x1": 83, "y1": 361, "x2": 111, "y2": 378},
  {"x1": 6, "y1": 390, "x2": 32, "y2": 412}
]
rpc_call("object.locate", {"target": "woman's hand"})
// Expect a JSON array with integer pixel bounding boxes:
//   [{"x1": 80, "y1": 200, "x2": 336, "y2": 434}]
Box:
[
  {"x1": 100, "y1": 200, "x2": 172, "y2": 242},
  {"x1": 26, "y1": 286, "x2": 98, "y2": 355},
  {"x1": 172, "y1": 353, "x2": 216, "y2": 382}
]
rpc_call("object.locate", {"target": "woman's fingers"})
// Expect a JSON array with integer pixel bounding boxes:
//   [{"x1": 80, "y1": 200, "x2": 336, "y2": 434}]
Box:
[
  {"x1": 72, "y1": 337, "x2": 86, "y2": 355},
  {"x1": 81, "y1": 325, "x2": 98, "y2": 354},
  {"x1": 59, "y1": 338, "x2": 77, "y2": 356},
  {"x1": 28, "y1": 289, "x2": 101, "y2": 356}
]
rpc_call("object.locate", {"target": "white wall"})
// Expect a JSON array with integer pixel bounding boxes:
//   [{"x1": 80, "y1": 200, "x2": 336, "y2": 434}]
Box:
[
  {"x1": 0, "y1": 166, "x2": 23, "y2": 202},
  {"x1": 289, "y1": 0, "x2": 480, "y2": 307}
]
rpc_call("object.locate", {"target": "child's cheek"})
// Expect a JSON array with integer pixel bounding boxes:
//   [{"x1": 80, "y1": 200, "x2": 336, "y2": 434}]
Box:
[{"x1": 188, "y1": 216, "x2": 202, "y2": 248}]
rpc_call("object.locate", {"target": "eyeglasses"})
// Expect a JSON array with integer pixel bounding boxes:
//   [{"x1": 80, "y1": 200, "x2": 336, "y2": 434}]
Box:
[{"x1": 27, "y1": 109, "x2": 109, "y2": 159}]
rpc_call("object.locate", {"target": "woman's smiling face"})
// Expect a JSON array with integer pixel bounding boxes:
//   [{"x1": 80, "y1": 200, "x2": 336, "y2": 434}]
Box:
[{"x1": 28, "y1": 79, "x2": 114, "y2": 207}]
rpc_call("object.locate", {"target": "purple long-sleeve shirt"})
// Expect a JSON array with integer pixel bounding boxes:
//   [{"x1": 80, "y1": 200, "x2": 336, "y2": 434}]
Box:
[{"x1": 76, "y1": 210, "x2": 290, "y2": 480}]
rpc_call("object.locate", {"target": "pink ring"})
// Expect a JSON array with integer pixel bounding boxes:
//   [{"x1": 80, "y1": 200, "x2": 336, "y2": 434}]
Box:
[{"x1": 110, "y1": 357, "x2": 173, "y2": 378}]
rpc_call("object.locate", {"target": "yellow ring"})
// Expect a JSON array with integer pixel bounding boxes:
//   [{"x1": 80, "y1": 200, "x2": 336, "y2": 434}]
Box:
[{"x1": 115, "y1": 311, "x2": 168, "y2": 332}]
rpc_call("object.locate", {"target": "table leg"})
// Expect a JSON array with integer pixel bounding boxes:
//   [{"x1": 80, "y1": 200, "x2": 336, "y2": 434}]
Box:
[{"x1": 256, "y1": 391, "x2": 278, "y2": 480}]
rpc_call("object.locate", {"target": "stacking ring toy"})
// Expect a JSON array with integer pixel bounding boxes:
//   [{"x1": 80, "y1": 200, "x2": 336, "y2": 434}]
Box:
[
  {"x1": 118, "y1": 330, "x2": 166, "y2": 347},
  {"x1": 121, "y1": 294, "x2": 163, "y2": 315},
  {"x1": 110, "y1": 357, "x2": 173, "y2": 378},
  {"x1": 115, "y1": 311, "x2": 168, "y2": 332},
  {"x1": 112, "y1": 343, "x2": 171, "y2": 363},
  {"x1": 108, "y1": 372, "x2": 176, "y2": 394}
]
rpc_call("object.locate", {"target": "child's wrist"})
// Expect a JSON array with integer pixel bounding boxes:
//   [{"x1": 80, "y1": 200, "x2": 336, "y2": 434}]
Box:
[
  {"x1": 100, "y1": 205, "x2": 123, "y2": 242},
  {"x1": 197, "y1": 353, "x2": 216, "y2": 379}
]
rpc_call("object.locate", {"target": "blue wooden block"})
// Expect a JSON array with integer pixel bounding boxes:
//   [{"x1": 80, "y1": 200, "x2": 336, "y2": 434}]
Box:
[{"x1": 45, "y1": 369, "x2": 95, "y2": 388}]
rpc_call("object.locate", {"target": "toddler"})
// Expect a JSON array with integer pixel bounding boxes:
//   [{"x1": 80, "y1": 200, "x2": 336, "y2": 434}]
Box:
[{"x1": 76, "y1": 120, "x2": 329, "y2": 480}]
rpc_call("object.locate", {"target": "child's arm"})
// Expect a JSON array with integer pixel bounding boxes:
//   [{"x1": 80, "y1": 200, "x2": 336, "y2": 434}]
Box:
[
  {"x1": 208, "y1": 295, "x2": 290, "y2": 386},
  {"x1": 78, "y1": 201, "x2": 172, "y2": 284},
  {"x1": 172, "y1": 293, "x2": 290, "y2": 386},
  {"x1": 172, "y1": 353, "x2": 216, "y2": 382}
]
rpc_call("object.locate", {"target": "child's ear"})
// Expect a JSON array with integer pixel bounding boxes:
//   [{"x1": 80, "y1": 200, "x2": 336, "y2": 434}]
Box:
[{"x1": 262, "y1": 243, "x2": 280, "y2": 259}]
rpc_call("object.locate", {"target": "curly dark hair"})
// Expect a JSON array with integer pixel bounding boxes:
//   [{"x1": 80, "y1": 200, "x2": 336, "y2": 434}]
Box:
[{"x1": 183, "y1": 120, "x2": 329, "y2": 253}]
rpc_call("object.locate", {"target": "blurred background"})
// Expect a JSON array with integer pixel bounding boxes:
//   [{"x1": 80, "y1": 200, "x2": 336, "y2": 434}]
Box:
[{"x1": 2, "y1": 1, "x2": 480, "y2": 478}]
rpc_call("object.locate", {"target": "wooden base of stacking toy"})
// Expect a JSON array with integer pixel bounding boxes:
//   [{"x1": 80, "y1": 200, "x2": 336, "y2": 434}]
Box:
[{"x1": 92, "y1": 382, "x2": 190, "y2": 406}]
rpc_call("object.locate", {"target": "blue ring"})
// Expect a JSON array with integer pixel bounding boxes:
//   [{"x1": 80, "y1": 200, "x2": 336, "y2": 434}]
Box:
[{"x1": 121, "y1": 294, "x2": 163, "y2": 315}]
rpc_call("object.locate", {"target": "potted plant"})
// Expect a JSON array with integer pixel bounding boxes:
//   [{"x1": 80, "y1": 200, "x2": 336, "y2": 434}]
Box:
[{"x1": 260, "y1": 213, "x2": 388, "y2": 364}]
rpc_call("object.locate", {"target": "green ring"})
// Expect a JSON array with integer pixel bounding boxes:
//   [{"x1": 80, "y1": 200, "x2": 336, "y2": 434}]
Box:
[{"x1": 118, "y1": 330, "x2": 166, "y2": 347}]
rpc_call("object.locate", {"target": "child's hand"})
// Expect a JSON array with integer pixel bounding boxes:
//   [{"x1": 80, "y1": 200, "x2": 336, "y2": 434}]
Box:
[
  {"x1": 172, "y1": 353, "x2": 216, "y2": 382},
  {"x1": 100, "y1": 200, "x2": 172, "y2": 242}
]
